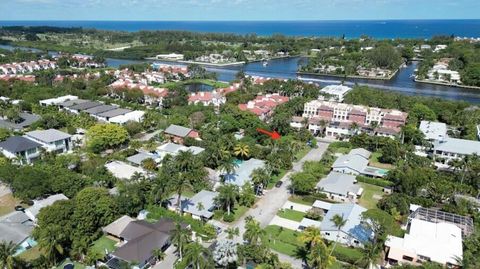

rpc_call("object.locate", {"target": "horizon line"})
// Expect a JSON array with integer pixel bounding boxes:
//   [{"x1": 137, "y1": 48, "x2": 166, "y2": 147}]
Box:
[{"x1": 1, "y1": 19, "x2": 480, "y2": 22}]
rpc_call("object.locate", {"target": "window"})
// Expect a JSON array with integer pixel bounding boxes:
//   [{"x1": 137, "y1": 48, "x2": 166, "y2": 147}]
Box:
[
  {"x1": 402, "y1": 255, "x2": 414, "y2": 262},
  {"x1": 325, "y1": 232, "x2": 330, "y2": 236}
]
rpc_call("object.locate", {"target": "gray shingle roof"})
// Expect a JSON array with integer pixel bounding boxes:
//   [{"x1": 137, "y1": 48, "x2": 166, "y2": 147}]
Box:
[
  {"x1": 164, "y1": 124, "x2": 192, "y2": 138},
  {"x1": 349, "y1": 148, "x2": 371, "y2": 159},
  {"x1": 0, "y1": 136, "x2": 41, "y2": 153},
  {"x1": 69, "y1": 101, "x2": 103, "y2": 111},
  {"x1": 222, "y1": 158, "x2": 266, "y2": 187},
  {"x1": 0, "y1": 112, "x2": 41, "y2": 130},
  {"x1": 316, "y1": 171, "x2": 361, "y2": 196},
  {"x1": 126, "y1": 152, "x2": 155, "y2": 166},
  {"x1": 25, "y1": 129, "x2": 71, "y2": 143},
  {"x1": 0, "y1": 211, "x2": 34, "y2": 245},
  {"x1": 58, "y1": 99, "x2": 88, "y2": 108}
]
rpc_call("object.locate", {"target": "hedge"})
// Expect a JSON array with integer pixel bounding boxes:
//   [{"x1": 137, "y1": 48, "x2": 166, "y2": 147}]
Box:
[{"x1": 356, "y1": 175, "x2": 393, "y2": 187}]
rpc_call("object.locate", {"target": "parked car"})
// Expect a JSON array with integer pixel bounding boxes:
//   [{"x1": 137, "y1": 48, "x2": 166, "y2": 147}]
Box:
[{"x1": 275, "y1": 181, "x2": 283, "y2": 188}]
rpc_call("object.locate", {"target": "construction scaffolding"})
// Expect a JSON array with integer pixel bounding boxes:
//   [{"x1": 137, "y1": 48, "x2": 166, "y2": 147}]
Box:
[{"x1": 409, "y1": 207, "x2": 474, "y2": 237}]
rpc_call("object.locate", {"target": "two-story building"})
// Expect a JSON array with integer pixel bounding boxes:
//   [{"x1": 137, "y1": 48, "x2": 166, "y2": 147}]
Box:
[
  {"x1": 0, "y1": 136, "x2": 42, "y2": 164},
  {"x1": 24, "y1": 129, "x2": 72, "y2": 154}
]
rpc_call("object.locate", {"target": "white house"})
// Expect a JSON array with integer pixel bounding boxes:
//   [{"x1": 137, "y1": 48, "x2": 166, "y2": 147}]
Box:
[
  {"x1": 433, "y1": 137, "x2": 480, "y2": 161},
  {"x1": 316, "y1": 172, "x2": 363, "y2": 203},
  {"x1": 301, "y1": 202, "x2": 370, "y2": 247},
  {"x1": 168, "y1": 190, "x2": 219, "y2": 220},
  {"x1": 0, "y1": 136, "x2": 42, "y2": 164},
  {"x1": 320, "y1": 85, "x2": 352, "y2": 102},
  {"x1": 385, "y1": 218, "x2": 463, "y2": 267},
  {"x1": 155, "y1": 53, "x2": 184, "y2": 61},
  {"x1": 419, "y1": 121, "x2": 447, "y2": 142},
  {"x1": 24, "y1": 129, "x2": 72, "y2": 153}
]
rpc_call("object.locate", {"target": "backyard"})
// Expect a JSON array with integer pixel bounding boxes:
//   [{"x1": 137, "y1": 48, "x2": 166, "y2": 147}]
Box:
[
  {"x1": 358, "y1": 182, "x2": 384, "y2": 209},
  {"x1": 89, "y1": 235, "x2": 117, "y2": 259},
  {"x1": 277, "y1": 208, "x2": 306, "y2": 222},
  {"x1": 369, "y1": 152, "x2": 395, "y2": 169}
]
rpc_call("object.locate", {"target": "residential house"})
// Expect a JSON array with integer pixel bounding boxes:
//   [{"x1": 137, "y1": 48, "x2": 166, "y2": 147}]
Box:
[
  {"x1": 105, "y1": 160, "x2": 150, "y2": 180},
  {"x1": 24, "y1": 194, "x2": 69, "y2": 223},
  {"x1": 238, "y1": 93, "x2": 289, "y2": 121},
  {"x1": 103, "y1": 217, "x2": 186, "y2": 269},
  {"x1": 156, "y1": 142, "x2": 205, "y2": 160},
  {"x1": 0, "y1": 211, "x2": 35, "y2": 255},
  {"x1": 300, "y1": 202, "x2": 370, "y2": 248},
  {"x1": 0, "y1": 112, "x2": 41, "y2": 131},
  {"x1": 433, "y1": 137, "x2": 480, "y2": 161},
  {"x1": 222, "y1": 158, "x2": 266, "y2": 187},
  {"x1": 24, "y1": 129, "x2": 72, "y2": 153},
  {"x1": 0, "y1": 136, "x2": 42, "y2": 164},
  {"x1": 163, "y1": 124, "x2": 200, "y2": 144},
  {"x1": 331, "y1": 148, "x2": 387, "y2": 178},
  {"x1": 316, "y1": 172, "x2": 363, "y2": 203},
  {"x1": 188, "y1": 91, "x2": 226, "y2": 107},
  {"x1": 168, "y1": 190, "x2": 219, "y2": 220},
  {"x1": 385, "y1": 218, "x2": 462, "y2": 267},
  {"x1": 419, "y1": 121, "x2": 447, "y2": 142},
  {"x1": 290, "y1": 116, "x2": 305, "y2": 129},
  {"x1": 155, "y1": 53, "x2": 184, "y2": 61},
  {"x1": 39, "y1": 95, "x2": 79, "y2": 106}
]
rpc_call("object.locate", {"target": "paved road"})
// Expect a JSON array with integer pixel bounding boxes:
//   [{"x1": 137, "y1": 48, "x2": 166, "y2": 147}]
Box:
[{"x1": 218, "y1": 142, "x2": 330, "y2": 268}]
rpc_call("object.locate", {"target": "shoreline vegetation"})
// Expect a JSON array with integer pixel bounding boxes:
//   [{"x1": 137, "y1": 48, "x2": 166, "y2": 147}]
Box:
[{"x1": 414, "y1": 78, "x2": 480, "y2": 90}]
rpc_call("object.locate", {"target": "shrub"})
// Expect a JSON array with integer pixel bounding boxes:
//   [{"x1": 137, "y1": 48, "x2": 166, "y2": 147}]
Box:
[
  {"x1": 356, "y1": 175, "x2": 393, "y2": 187},
  {"x1": 223, "y1": 213, "x2": 235, "y2": 222}
]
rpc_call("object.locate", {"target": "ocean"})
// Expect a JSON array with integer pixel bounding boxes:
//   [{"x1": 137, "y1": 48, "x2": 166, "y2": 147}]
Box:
[{"x1": 1, "y1": 20, "x2": 480, "y2": 39}]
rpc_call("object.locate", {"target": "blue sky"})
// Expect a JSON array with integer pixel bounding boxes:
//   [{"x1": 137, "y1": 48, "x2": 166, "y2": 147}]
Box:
[{"x1": 1, "y1": 0, "x2": 478, "y2": 21}]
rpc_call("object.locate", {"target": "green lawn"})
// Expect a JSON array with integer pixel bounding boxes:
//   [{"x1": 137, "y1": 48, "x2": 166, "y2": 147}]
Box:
[
  {"x1": 288, "y1": 195, "x2": 314, "y2": 206},
  {"x1": 369, "y1": 152, "x2": 395, "y2": 169},
  {"x1": 277, "y1": 209, "x2": 306, "y2": 222},
  {"x1": 232, "y1": 205, "x2": 249, "y2": 221},
  {"x1": 294, "y1": 146, "x2": 311, "y2": 161},
  {"x1": 358, "y1": 183, "x2": 384, "y2": 209},
  {"x1": 17, "y1": 245, "x2": 43, "y2": 262},
  {"x1": 265, "y1": 225, "x2": 302, "y2": 257},
  {"x1": 90, "y1": 235, "x2": 117, "y2": 258}
]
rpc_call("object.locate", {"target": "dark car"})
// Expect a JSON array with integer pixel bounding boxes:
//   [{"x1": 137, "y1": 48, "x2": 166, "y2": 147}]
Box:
[
  {"x1": 14, "y1": 205, "x2": 24, "y2": 211},
  {"x1": 275, "y1": 181, "x2": 283, "y2": 188},
  {"x1": 63, "y1": 263, "x2": 74, "y2": 269}
]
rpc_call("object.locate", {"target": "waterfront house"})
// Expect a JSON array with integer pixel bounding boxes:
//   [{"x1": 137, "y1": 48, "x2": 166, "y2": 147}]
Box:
[
  {"x1": 0, "y1": 136, "x2": 42, "y2": 164},
  {"x1": 24, "y1": 129, "x2": 72, "y2": 153},
  {"x1": 433, "y1": 137, "x2": 480, "y2": 161},
  {"x1": 319, "y1": 85, "x2": 352, "y2": 102},
  {"x1": 419, "y1": 121, "x2": 447, "y2": 142}
]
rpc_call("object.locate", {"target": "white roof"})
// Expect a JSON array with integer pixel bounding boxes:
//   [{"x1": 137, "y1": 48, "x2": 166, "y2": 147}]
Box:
[
  {"x1": 320, "y1": 85, "x2": 352, "y2": 96},
  {"x1": 25, "y1": 129, "x2": 71, "y2": 143},
  {"x1": 312, "y1": 200, "x2": 332, "y2": 211},
  {"x1": 419, "y1": 121, "x2": 447, "y2": 141},
  {"x1": 26, "y1": 194, "x2": 68, "y2": 219},
  {"x1": 109, "y1": 110, "x2": 145, "y2": 124},
  {"x1": 434, "y1": 137, "x2": 480, "y2": 156},
  {"x1": 39, "y1": 95, "x2": 78, "y2": 106},
  {"x1": 105, "y1": 160, "x2": 148, "y2": 180},
  {"x1": 299, "y1": 217, "x2": 322, "y2": 229},
  {"x1": 222, "y1": 158, "x2": 266, "y2": 187},
  {"x1": 386, "y1": 219, "x2": 463, "y2": 265},
  {"x1": 409, "y1": 204, "x2": 421, "y2": 212}
]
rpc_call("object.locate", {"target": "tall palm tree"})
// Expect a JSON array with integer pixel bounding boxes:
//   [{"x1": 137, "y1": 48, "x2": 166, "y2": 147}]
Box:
[
  {"x1": 329, "y1": 214, "x2": 347, "y2": 255},
  {"x1": 243, "y1": 219, "x2": 266, "y2": 246},
  {"x1": 171, "y1": 223, "x2": 191, "y2": 260},
  {"x1": 308, "y1": 242, "x2": 335, "y2": 269},
  {"x1": 356, "y1": 241, "x2": 382, "y2": 269},
  {"x1": 174, "y1": 150, "x2": 195, "y2": 212},
  {"x1": 0, "y1": 241, "x2": 18, "y2": 269},
  {"x1": 234, "y1": 143, "x2": 250, "y2": 160},
  {"x1": 152, "y1": 248, "x2": 166, "y2": 262},
  {"x1": 183, "y1": 241, "x2": 214, "y2": 269},
  {"x1": 215, "y1": 184, "x2": 239, "y2": 215},
  {"x1": 299, "y1": 226, "x2": 323, "y2": 251},
  {"x1": 250, "y1": 168, "x2": 269, "y2": 195},
  {"x1": 218, "y1": 158, "x2": 238, "y2": 180}
]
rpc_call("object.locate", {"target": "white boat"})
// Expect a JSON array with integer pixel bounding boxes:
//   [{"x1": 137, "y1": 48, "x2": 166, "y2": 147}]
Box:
[{"x1": 262, "y1": 60, "x2": 268, "y2": 67}]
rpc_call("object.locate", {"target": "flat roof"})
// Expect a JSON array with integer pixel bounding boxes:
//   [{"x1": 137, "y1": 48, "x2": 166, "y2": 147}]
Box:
[
  {"x1": 84, "y1": 104, "x2": 117, "y2": 115},
  {"x1": 434, "y1": 137, "x2": 480, "y2": 156},
  {"x1": 126, "y1": 152, "x2": 156, "y2": 166},
  {"x1": 69, "y1": 101, "x2": 103, "y2": 111},
  {"x1": 25, "y1": 129, "x2": 71, "y2": 143},
  {"x1": 386, "y1": 219, "x2": 463, "y2": 265},
  {"x1": 419, "y1": 121, "x2": 447, "y2": 141},
  {"x1": 97, "y1": 108, "x2": 132, "y2": 118},
  {"x1": 105, "y1": 160, "x2": 148, "y2": 180}
]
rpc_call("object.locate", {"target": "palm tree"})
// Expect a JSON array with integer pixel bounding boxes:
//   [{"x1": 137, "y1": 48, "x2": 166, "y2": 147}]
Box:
[
  {"x1": 218, "y1": 158, "x2": 238, "y2": 180},
  {"x1": 196, "y1": 202, "x2": 205, "y2": 212},
  {"x1": 38, "y1": 231, "x2": 64, "y2": 266},
  {"x1": 299, "y1": 226, "x2": 323, "y2": 251},
  {"x1": 225, "y1": 227, "x2": 239, "y2": 240},
  {"x1": 243, "y1": 219, "x2": 265, "y2": 246},
  {"x1": 183, "y1": 241, "x2": 214, "y2": 269},
  {"x1": 152, "y1": 248, "x2": 166, "y2": 262},
  {"x1": 234, "y1": 143, "x2": 250, "y2": 160},
  {"x1": 215, "y1": 184, "x2": 239, "y2": 215},
  {"x1": 250, "y1": 168, "x2": 269, "y2": 195},
  {"x1": 308, "y1": 242, "x2": 335, "y2": 269},
  {"x1": 329, "y1": 214, "x2": 347, "y2": 255},
  {"x1": 0, "y1": 241, "x2": 18, "y2": 269},
  {"x1": 171, "y1": 223, "x2": 191, "y2": 260},
  {"x1": 174, "y1": 150, "x2": 195, "y2": 212},
  {"x1": 356, "y1": 241, "x2": 382, "y2": 269}
]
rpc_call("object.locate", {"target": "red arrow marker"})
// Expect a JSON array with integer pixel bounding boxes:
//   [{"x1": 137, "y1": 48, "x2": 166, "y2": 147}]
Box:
[{"x1": 256, "y1": 128, "x2": 281, "y2": 140}]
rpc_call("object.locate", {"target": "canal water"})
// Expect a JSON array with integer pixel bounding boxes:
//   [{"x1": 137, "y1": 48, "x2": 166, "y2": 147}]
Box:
[{"x1": 1, "y1": 43, "x2": 479, "y2": 103}]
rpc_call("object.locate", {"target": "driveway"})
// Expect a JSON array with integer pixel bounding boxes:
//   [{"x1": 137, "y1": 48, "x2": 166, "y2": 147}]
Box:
[
  {"x1": 269, "y1": 216, "x2": 300, "y2": 230},
  {"x1": 152, "y1": 245, "x2": 177, "y2": 269},
  {"x1": 218, "y1": 142, "x2": 330, "y2": 246},
  {"x1": 282, "y1": 201, "x2": 312, "y2": 213}
]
